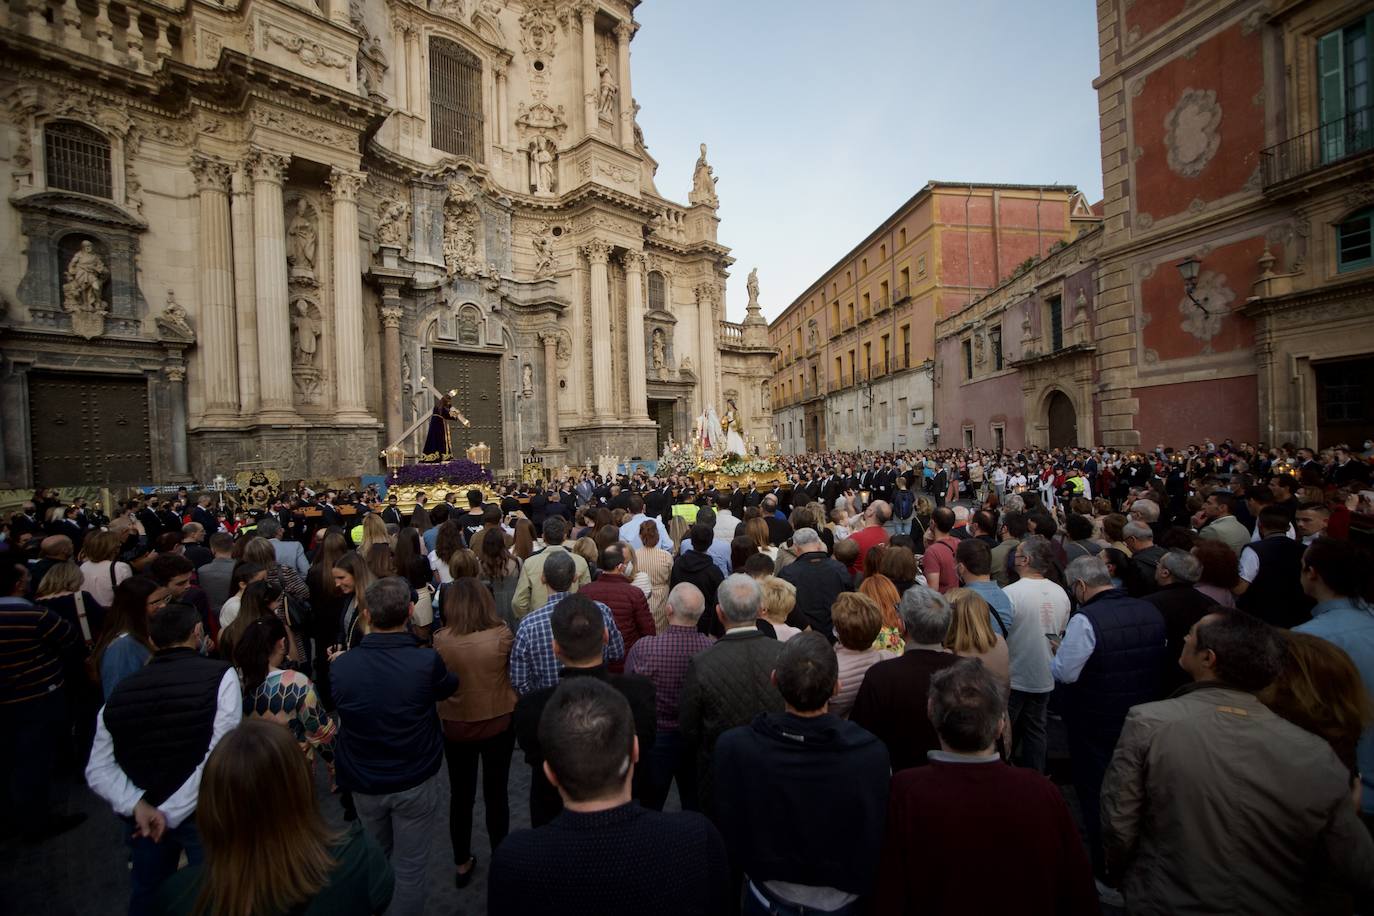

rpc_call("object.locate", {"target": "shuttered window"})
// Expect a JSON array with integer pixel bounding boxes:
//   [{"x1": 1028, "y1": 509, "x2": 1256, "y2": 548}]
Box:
[
  {"x1": 1318, "y1": 15, "x2": 1374, "y2": 163},
  {"x1": 429, "y1": 37, "x2": 484, "y2": 161},
  {"x1": 1337, "y1": 207, "x2": 1374, "y2": 272}
]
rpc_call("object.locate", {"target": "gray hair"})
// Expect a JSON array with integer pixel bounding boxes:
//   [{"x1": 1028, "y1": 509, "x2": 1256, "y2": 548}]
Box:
[
  {"x1": 1122, "y1": 521, "x2": 1153, "y2": 543},
  {"x1": 717, "y1": 573, "x2": 762, "y2": 625},
  {"x1": 952, "y1": 505, "x2": 970, "y2": 523},
  {"x1": 1158, "y1": 548, "x2": 1201, "y2": 584},
  {"x1": 928, "y1": 658, "x2": 1006, "y2": 753},
  {"x1": 665, "y1": 582, "x2": 705, "y2": 624},
  {"x1": 897, "y1": 586, "x2": 952, "y2": 646},
  {"x1": 364, "y1": 576, "x2": 412, "y2": 629},
  {"x1": 256, "y1": 516, "x2": 281, "y2": 538},
  {"x1": 1002, "y1": 493, "x2": 1026, "y2": 513},
  {"x1": 1130, "y1": 499, "x2": 1160, "y2": 523},
  {"x1": 792, "y1": 527, "x2": 820, "y2": 548},
  {"x1": 1064, "y1": 556, "x2": 1113, "y2": 589},
  {"x1": 1018, "y1": 535, "x2": 1056, "y2": 575},
  {"x1": 543, "y1": 550, "x2": 576, "y2": 593}
]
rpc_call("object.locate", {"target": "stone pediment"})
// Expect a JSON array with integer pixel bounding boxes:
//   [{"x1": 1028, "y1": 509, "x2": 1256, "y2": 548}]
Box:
[
  {"x1": 12, "y1": 191, "x2": 147, "y2": 231},
  {"x1": 515, "y1": 98, "x2": 568, "y2": 137}
]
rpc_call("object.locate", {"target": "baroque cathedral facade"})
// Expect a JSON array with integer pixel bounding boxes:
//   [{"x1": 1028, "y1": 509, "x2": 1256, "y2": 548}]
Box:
[{"x1": 0, "y1": 0, "x2": 775, "y2": 488}]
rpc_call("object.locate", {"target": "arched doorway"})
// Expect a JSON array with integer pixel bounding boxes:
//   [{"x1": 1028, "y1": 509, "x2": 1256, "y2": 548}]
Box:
[{"x1": 1046, "y1": 390, "x2": 1078, "y2": 447}]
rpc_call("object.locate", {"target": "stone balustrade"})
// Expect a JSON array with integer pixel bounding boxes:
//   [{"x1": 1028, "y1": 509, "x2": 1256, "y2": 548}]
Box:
[{"x1": 4, "y1": 0, "x2": 181, "y2": 74}]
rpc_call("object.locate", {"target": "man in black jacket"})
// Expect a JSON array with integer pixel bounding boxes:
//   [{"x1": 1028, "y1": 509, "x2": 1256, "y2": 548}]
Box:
[
  {"x1": 1144, "y1": 550, "x2": 1217, "y2": 697},
  {"x1": 514, "y1": 594, "x2": 656, "y2": 827},
  {"x1": 493, "y1": 678, "x2": 729, "y2": 915},
  {"x1": 776, "y1": 528, "x2": 853, "y2": 640},
  {"x1": 715, "y1": 632, "x2": 890, "y2": 913},
  {"x1": 189, "y1": 494, "x2": 219, "y2": 536},
  {"x1": 670, "y1": 526, "x2": 725, "y2": 635},
  {"x1": 86, "y1": 603, "x2": 240, "y2": 916}
]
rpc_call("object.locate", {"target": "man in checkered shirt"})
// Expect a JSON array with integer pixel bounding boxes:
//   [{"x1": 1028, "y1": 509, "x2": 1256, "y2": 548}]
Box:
[{"x1": 510, "y1": 551, "x2": 624, "y2": 695}]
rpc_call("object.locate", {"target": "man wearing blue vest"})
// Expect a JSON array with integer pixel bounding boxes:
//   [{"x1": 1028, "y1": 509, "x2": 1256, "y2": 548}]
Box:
[{"x1": 1052, "y1": 555, "x2": 1166, "y2": 906}]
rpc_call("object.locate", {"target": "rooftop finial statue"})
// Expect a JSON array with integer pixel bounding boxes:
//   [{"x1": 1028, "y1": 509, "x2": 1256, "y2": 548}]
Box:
[
  {"x1": 747, "y1": 267, "x2": 760, "y2": 308},
  {"x1": 690, "y1": 142, "x2": 719, "y2": 207}
]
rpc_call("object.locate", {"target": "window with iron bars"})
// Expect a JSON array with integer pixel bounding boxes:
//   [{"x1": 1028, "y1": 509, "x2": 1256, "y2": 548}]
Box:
[
  {"x1": 430, "y1": 37, "x2": 485, "y2": 161},
  {"x1": 45, "y1": 121, "x2": 113, "y2": 199}
]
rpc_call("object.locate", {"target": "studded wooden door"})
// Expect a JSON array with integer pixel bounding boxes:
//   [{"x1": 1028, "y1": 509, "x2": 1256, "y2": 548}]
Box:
[
  {"x1": 29, "y1": 372, "x2": 152, "y2": 487},
  {"x1": 432, "y1": 351, "x2": 504, "y2": 469}
]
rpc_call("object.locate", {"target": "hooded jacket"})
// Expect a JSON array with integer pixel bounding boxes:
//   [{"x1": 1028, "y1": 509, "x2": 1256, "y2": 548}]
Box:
[
  {"x1": 714, "y1": 712, "x2": 890, "y2": 896},
  {"x1": 670, "y1": 549, "x2": 724, "y2": 634}
]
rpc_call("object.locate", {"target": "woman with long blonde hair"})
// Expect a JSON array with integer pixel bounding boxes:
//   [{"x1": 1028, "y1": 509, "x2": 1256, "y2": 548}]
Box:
[
  {"x1": 153, "y1": 719, "x2": 393, "y2": 916},
  {"x1": 858, "y1": 573, "x2": 905, "y2": 655},
  {"x1": 356, "y1": 513, "x2": 391, "y2": 555},
  {"x1": 943, "y1": 587, "x2": 1009, "y2": 691}
]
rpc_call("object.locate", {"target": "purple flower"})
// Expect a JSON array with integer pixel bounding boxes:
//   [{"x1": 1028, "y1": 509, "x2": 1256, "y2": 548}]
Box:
[{"x1": 388, "y1": 459, "x2": 493, "y2": 487}]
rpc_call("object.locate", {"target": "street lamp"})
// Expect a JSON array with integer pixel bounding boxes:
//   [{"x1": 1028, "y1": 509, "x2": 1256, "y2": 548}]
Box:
[
  {"x1": 384, "y1": 444, "x2": 405, "y2": 475},
  {"x1": 1175, "y1": 256, "x2": 1213, "y2": 315},
  {"x1": 212, "y1": 474, "x2": 226, "y2": 512}
]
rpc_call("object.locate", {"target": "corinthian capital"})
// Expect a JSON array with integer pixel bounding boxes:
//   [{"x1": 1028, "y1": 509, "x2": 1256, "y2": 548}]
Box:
[
  {"x1": 380, "y1": 304, "x2": 403, "y2": 328},
  {"x1": 328, "y1": 167, "x2": 367, "y2": 202},
  {"x1": 246, "y1": 147, "x2": 291, "y2": 184},
  {"x1": 620, "y1": 249, "x2": 645, "y2": 273},
  {"x1": 189, "y1": 153, "x2": 232, "y2": 192},
  {"x1": 614, "y1": 19, "x2": 638, "y2": 43},
  {"x1": 582, "y1": 239, "x2": 613, "y2": 265}
]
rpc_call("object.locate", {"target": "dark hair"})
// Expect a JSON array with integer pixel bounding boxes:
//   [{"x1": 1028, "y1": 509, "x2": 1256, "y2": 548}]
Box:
[
  {"x1": 1002, "y1": 510, "x2": 1029, "y2": 538},
  {"x1": 392, "y1": 527, "x2": 430, "y2": 589},
  {"x1": 467, "y1": 489, "x2": 484, "y2": 507},
  {"x1": 480, "y1": 529, "x2": 516, "y2": 582},
  {"x1": 149, "y1": 601, "x2": 202, "y2": 649},
  {"x1": 1064, "y1": 513, "x2": 1095, "y2": 542},
  {"x1": 931, "y1": 507, "x2": 955, "y2": 534},
  {"x1": 598, "y1": 542, "x2": 626, "y2": 573},
  {"x1": 0, "y1": 561, "x2": 26, "y2": 597},
  {"x1": 928, "y1": 658, "x2": 1006, "y2": 752},
  {"x1": 1027, "y1": 510, "x2": 1057, "y2": 540},
  {"x1": 440, "y1": 577, "x2": 502, "y2": 635},
  {"x1": 1257, "y1": 506, "x2": 1291, "y2": 536},
  {"x1": 230, "y1": 561, "x2": 266, "y2": 595},
  {"x1": 209, "y1": 532, "x2": 235, "y2": 554},
  {"x1": 537, "y1": 678, "x2": 635, "y2": 802},
  {"x1": 149, "y1": 552, "x2": 195, "y2": 586},
  {"x1": 543, "y1": 515, "x2": 569, "y2": 545},
  {"x1": 689, "y1": 524, "x2": 714, "y2": 552},
  {"x1": 1303, "y1": 536, "x2": 1370, "y2": 599},
  {"x1": 409, "y1": 504, "x2": 432, "y2": 534},
  {"x1": 954, "y1": 538, "x2": 992, "y2": 576},
  {"x1": 95, "y1": 575, "x2": 161, "y2": 663},
  {"x1": 429, "y1": 503, "x2": 451, "y2": 525},
  {"x1": 363, "y1": 576, "x2": 412, "y2": 630},
  {"x1": 742, "y1": 553, "x2": 775, "y2": 578},
  {"x1": 773, "y1": 631, "x2": 837, "y2": 712},
  {"x1": 1192, "y1": 539, "x2": 1239, "y2": 589},
  {"x1": 1207, "y1": 490, "x2": 1237, "y2": 514},
  {"x1": 639, "y1": 519, "x2": 660, "y2": 549},
  {"x1": 155, "y1": 531, "x2": 182, "y2": 555},
  {"x1": 237, "y1": 614, "x2": 288, "y2": 695},
  {"x1": 971, "y1": 509, "x2": 996, "y2": 535},
  {"x1": 551, "y1": 593, "x2": 606, "y2": 662},
  {"x1": 482, "y1": 505, "x2": 502, "y2": 526},
  {"x1": 1158, "y1": 526, "x2": 1198, "y2": 552},
  {"x1": 364, "y1": 543, "x2": 397, "y2": 581},
  {"x1": 543, "y1": 550, "x2": 577, "y2": 593},
  {"x1": 1194, "y1": 610, "x2": 1283, "y2": 692},
  {"x1": 730, "y1": 536, "x2": 757, "y2": 574},
  {"x1": 593, "y1": 525, "x2": 620, "y2": 554}
]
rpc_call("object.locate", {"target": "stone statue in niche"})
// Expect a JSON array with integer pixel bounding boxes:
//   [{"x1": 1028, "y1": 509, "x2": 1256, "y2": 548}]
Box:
[
  {"x1": 689, "y1": 143, "x2": 719, "y2": 207},
  {"x1": 156, "y1": 290, "x2": 195, "y2": 340},
  {"x1": 62, "y1": 240, "x2": 109, "y2": 338},
  {"x1": 598, "y1": 60, "x2": 618, "y2": 117},
  {"x1": 443, "y1": 191, "x2": 480, "y2": 278},
  {"x1": 376, "y1": 199, "x2": 410, "y2": 252},
  {"x1": 974, "y1": 331, "x2": 985, "y2": 366},
  {"x1": 287, "y1": 200, "x2": 317, "y2": 281},
  {"x1": 456, "y1": 308, "x2": 480, "y2": 345},
  {"x1": 522, "y1": 362, "x2": 533, "y2": 397},
  {"x1": 533, "y1": 234, "x2": 556, "y2": 279},
  {"x1": 291, "y1": 298, "x2": 321, "y2": 367},
  {"x1": 530, "y1": 135, "x2": 557, "y2": 195},
  {"x1": 651, "y1": 327, "x2": 666, "y2": 372}
]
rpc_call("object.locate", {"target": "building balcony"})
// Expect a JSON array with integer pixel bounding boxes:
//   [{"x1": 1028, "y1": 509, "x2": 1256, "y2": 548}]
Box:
[
  {"x1": 802, "y1": 382, "x2": 825, "y2": 403},
  {"x1": 893, "y1": 284, "x2": 911, "y2": 305},
  {"x1": 1261, "y1": 106, "x2": 1374, "y2": 194}
]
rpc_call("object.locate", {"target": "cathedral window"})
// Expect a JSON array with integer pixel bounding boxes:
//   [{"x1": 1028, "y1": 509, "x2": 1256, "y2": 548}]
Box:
[
  {"x1": 429, "y1": 37, "x2": 485, "y2": 161},
  {"x1": 648, "y1": 270, "x2": 666, "y2": 311},
  {"x1": 44, "y1": 121, "x2": 112, "y2": 199}
]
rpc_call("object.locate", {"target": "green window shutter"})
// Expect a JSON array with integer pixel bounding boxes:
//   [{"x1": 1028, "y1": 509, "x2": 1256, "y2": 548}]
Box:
[{"x1": 1320, "y1": 28, "x2": 1346, "y2": 161}]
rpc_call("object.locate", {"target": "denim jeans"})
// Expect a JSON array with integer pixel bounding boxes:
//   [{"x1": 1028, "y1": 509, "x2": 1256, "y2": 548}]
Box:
[
  {"x1": 892, "y1": 517, "x2": 912, "y2": 536},
  {"x1": 126, "y1": 818, "x2": 203, "y2": 916},
  {"x1": 641, "y1": 729, "x2": 699, "y2": 812},
  {"x1": 1007, "y1": 689, "x2": 1050, "y2": 774},
  {"x1": 354, "y1": 770, "x2": 444, "y2": 916}
]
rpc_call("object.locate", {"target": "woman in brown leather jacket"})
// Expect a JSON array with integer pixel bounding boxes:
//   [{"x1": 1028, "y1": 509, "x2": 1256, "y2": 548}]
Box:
[{"x1": 432, "y1": 579, "x2": 517, "y2": 889}]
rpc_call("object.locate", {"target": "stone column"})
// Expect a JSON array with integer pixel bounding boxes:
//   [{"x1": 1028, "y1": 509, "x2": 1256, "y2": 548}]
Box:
[
  {"x1": 407, "y1": 27, "x2": 424, "y2": 117},
  {"x1": 622, "y1": 250, "x2": 648, "y2": 419},
  {"x1": 614, "y1": 19, "x2": 636, "y2": 149},
  {"x1": 579, "y1": 2, "x2": 598, "y2": 136},
  {"x1": 380, "y1": 299, "x2": 404, "y2": 445},
  {"x1": 190, "y1": 155, "x2": 238, "y2": 420},
  {"x1": 539, "y1": 330, "x2": 561, "y2": 448},
  {"x1": 696, "y1": 283, "x2": 717, "y2": 410},
  {"x1": 329, "y1": 167, "x2": 370, "y2": 422},
  {"x1": 165, "y1": 363, "x2": 190, "y2": 478},
  {"x1": 393, "y1": 25, "x2": 410, "y2": 113},
  {"x1": 584, "y1": 239, "x2": 613, "y2": 419},
  {"x1": 230, "y1": 163, "x2": 259, "y2": 416},
  {"x1": 248, "y1": 148, "x2": 296, "y2": 421},
  {"x1": 495, "y1": 67, "x2": 509, "y2": 148}
]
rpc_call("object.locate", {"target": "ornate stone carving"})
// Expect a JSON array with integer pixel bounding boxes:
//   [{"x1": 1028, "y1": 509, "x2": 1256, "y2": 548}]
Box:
[
  {"x1": 247, "y1": 148, "x2": 290, "y2": 183},
  {"x1": 554, "y1": 329, "x2": 572, "y2": 365},
  {"x1": 156, "y1": 290, "x2": 195, "y2": 341},
  {"x1": 327, "y1": 167, "x2": 366, "y2": 202},
  {"x1": 529, "y1": 135, "x2": 558, "y2": 195},
  {"x1": 1177, "y1": 271, "x2": 1236, "y2": 353},
  {"x1": 520, "y1": 3, "x2": 558, "y2": 57},
  {"x1": 456, "y1": 305, "x2": 481, "y2": 345},
  {"x1": 583, "y1": 239, "x2": 612, "y2": 265},
  {"x1": 442, "y1": 181, "x2": 482, "y2": 278},
  {"x1": 380, "y1": 304, "x2": 403, "y2": 328},
  {"x1": 515, "y1": 94, "x2": 568, "y2": 139},
  {"x1": 375, "y1": 199, "x2": 411, "y2": 253},
  {"x1": 598, "y1": 58, "x2": 618, "y2": 117},
  {"x1": 651, "y1": 326, "x2": 666, "y2": 371},
  {"x1": 164, "y1": 363, "x2": 187, "y2": 383},
  {"x1": 689, "y1": 142, "x2": 719, "y2": 207},
  {"x1": 287, "y1": 199, "x2": 318, "y2": 281},
  {"x1": 264, "y1": 24, "x2": 350, "y2": 69},
  {"x1": 746, "y1": 267, "x2": 760, "y2": 309},
  {"x1": 291, "y1": 296, "x2": 322, "y2": 368},
  {"x1": 189, "y1": 154, "x2": 232, "y2": 192},
  {"x1": 250, "y1": 109, "x2": 352, "y2": 147},
  {"x1": 522, "y1": 362, "x2": 534, "y2": 397},
  {"x1": 533, "y1": 233, "x2": 557, "y2": 279},
  {"x1": 350, "y1": 0, "x2": 390, "y2": 102},
  {"x1": 62, "y1": 240, "x2": 109, "y2": 339},
  {"x1": 1164, "y1": 88, "x2": 1223, "y2": 178}
]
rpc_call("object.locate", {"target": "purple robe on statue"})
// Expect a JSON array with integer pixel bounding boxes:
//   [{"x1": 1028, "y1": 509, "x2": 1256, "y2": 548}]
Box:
[{"x1": 423, "y1": 403, "x2": 454, "y2": 460}]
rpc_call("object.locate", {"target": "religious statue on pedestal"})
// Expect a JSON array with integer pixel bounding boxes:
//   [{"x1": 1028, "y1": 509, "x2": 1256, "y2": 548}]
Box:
[
  {"x1": 421, "y1": 390, "x2": 471, "y2": 461},
  {"x1": 721, "y1": 398, "x2": 746, "y2": 457}
]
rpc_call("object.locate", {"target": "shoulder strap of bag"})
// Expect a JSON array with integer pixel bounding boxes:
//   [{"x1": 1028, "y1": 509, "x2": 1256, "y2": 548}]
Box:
[{"x1": 73, "y1": 591, "x2": 94, "y2": 645}]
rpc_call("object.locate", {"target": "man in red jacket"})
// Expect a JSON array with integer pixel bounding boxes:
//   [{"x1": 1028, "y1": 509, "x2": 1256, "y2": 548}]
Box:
[
  {"x1": 580, "y1": 543, "x2": 656, "y2": 673},
  {"x1": 876, "y1": 659, "x2": 1098, "y2": 916}
]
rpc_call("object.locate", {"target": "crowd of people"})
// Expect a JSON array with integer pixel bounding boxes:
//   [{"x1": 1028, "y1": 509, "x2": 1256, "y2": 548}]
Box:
[{"x1": 2, "y1": 435, "x2": 1374, "y2": 915}]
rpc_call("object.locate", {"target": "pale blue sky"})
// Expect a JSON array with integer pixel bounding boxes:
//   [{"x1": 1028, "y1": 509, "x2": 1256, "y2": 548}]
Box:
[{"x1": 631, "y1": 0, "x2": 1104, "y2": 322}]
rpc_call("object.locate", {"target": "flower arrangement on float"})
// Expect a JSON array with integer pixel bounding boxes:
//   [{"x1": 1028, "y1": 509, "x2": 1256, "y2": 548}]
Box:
[{"x1": 388, "y1": 458, "x2": 493, "y2": 487}]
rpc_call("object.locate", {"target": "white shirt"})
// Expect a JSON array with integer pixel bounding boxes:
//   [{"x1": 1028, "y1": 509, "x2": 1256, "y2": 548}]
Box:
[
  {"x1": 618, "y1": 512, "x2": 671, "y2": 550},
  {"x1": 1051, "y1": 613, "x2": 1096, "y2": 684},
  {"x1": 1003, "y1": 577, "x2": 1072, "y2": 694},
  {"x1": 86, "y1": 667, "x2": 242, "y2": 828},
  {"x1": 218, "y1": 595, "x2": 242, "y2": 628}
]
